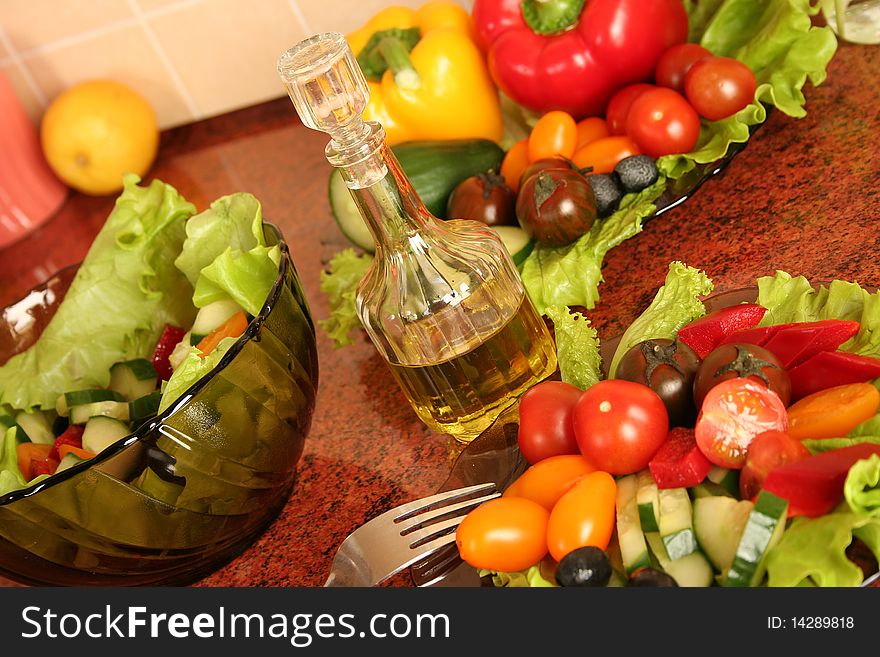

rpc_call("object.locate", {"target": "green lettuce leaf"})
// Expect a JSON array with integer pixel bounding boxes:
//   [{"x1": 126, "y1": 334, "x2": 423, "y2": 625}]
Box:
[
  {"x1": 803, "y1": 436, "x2": 880, "y2": 454},
  {"x1": 0, "y1": 427, "x2": 26, "y2": 497},
  {"x1": 544, "y1": 305, "x2": 602, "y2": 390},
  {"x1": 0, "y1": 175, "x2": 196, "y2": 411},
  {"x1": 608, "y1": 262, "x2": 714, "y2": 378},
  {"x1": 159, "y1": 337, "x2": 238, "y2": 413},
  {"x1": 765, "y1": 511, "x2": 880, "y2": 587},
  {"x1": 659, "y1": 0, "x2": 837, "y2": 180},
  {"x1": 519, "y1": 177, "x2": 666, "y2": 315},
  {"x1": 480, "y1": 565, "x2": 557, "y2": 588},
  {"x1": 319, "y1": 249, "x2": 372, "y2": 347},
  {"x1": 844, "y1": 454, "x2": 880, "y2": 518}
]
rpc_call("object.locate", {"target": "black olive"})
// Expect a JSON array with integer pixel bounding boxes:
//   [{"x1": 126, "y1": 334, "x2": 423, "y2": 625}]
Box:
[
  {"x1": 585, "y1": 173, "x2": 623, "y2": 218},
  {"x1": 614, "y1": 155, "x2": 659, "y2": 194},
  {"x1": 628, "y1": 567, "x2": 679, "y2": 587},
  {"x1": 555, "y1": 546, "x2": 612, "y2": 587}
]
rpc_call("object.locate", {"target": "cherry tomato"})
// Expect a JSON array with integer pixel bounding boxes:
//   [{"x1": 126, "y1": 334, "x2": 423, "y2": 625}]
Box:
[
  {"x1": 605, "y1": 83, "x2": 655, "y2": 136},
  {"x1": 570, "y1": 135, "x2": 640, "y2": 175},
  {"x1": 515, "y1": 168, "x2": 597, "y2": 247},
  {"x1": 517, "y1": 380, "x2": 582, "y2": 464},
  {"x1": 684, "y1": 56, "x2": 758, "y2": 121},
  {"x1": 500, "y1": 138, "x2": 529, "y2": 193},
  {"x1": 693, "y1": 343, "x2": 791, "y2": 410},
  {"x1": 572, "y1": 380, "x2": 669, "y2": 475},
  {"x1": 575, "y1": 117, "x2": 610, "y2": 150},
  {"x1": 446, "y1": 172, "x2": 516, "y2": 227},
  {"x1": 625, "y1": 87, "x2": 701, "y2": 158},
  {"x1": 546, "y1": 470, "x2": 616, "y2": 562},
  {"x1": 787, "y1": 383, "x2": 880, "y2": 441},
  {"x1": 503, "y1": 454, "x2": 596, "y2": 510},
  {"x1": 695, "y1": 378, "x2": 788, "y2": 469},
  {"x1": 518, "y1": 157, "x2": 573, "y2": 189},
  {"x1": 614, "y1": 338, "x2": 701, "y2": 428},
  {"x1": 528, "y1": 111, "x2": 578, "y2": 163},
  {"x1": 739, "y1": 430, "x2": 810, "y2": 501},
  {"x1": 654, "y1": 43, "x2": 713, "y2": 94},
  {"x1": 455, "y1": 497, "x2": 549, "y2": 572}
]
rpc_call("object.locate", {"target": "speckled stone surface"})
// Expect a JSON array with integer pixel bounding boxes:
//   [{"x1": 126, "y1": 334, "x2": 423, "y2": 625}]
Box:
[{"x1": 0, "y1": 41, "x2": 877, "y2": 588}]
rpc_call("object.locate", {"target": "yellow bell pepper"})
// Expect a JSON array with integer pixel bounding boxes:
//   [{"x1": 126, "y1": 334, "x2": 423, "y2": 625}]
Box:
[{"x1": 347, "y1": 1, "x2": 504, "y2": 146}]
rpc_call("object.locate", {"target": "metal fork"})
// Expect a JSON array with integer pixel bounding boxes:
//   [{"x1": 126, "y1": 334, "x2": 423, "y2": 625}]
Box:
[{"x1": 323, "y1": 483, "x2": 499, "y2": 587}]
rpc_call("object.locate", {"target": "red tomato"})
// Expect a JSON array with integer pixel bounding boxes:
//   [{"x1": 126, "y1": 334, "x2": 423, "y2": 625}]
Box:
[
  {"x1": 684, "y1": 56, "x2": 757, "y2": 121},
  {"x1": 625, "y1": 87, "x2": 701, "y2": 158},
  {"x1": 739, "y1": 430, "x2": 810, "y2": 501},
  {"x1": 546, "y1": 471, "x2": 617, "y2": 562},
  {"x1": 695, "y1": 378, "x2": 789, "y2": 469},
  {"x1": 605, "y1": 83, "x2": 655, "y2": 136},
  {"x1": 517, "y1": 381, "x2": 582, "y2": 464},
  {"x1": 654, "y1": 43, "x2": 713, "y2": 94},
  {"x1": 455, "y1": 497, "x2": 549, "y2": 573},
  {"x1": 503, "y1": 454, "x2": 596, "y2": 511},
  {"x1": 572, "y1": 380, "x2": 669, "y2": 475}
]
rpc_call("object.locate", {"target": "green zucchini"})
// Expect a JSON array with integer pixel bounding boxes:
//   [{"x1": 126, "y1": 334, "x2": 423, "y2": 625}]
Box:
[
  {"x1": 328, "y1": 138, "x2": 505, "y2": 252},
  {"x1": 490, "y1": 226, "x2": 535, "y2": 267},
  {"x1": 109, "y1": 359, "x2": 157, "y2": 401},
  {"x1": 693, "y1": 495, "x2": 754, "y2": 575}
]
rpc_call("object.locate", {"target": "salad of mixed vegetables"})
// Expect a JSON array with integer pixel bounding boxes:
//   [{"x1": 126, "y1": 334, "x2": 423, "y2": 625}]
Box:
[
  {"x1": 455, "y1": 264, "x2": 880, "y2": 587},
  {"x1": 0, "y1": 175, "x2": 281, "y2": 496}
]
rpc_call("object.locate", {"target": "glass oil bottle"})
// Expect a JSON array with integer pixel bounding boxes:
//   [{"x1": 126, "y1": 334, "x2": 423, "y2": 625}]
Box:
[{"x1": 277, "y1": 33, "x2": 557, "y2": 443}]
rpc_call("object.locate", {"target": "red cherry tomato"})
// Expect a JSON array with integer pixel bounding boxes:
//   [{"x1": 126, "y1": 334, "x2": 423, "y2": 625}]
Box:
[
  {"x1": 503, "y1": 454, "x2": 596, "y2": 511},
  {"x1": 605, "y1": 83, "x2": 655, "y2": 136},
  {"x1": 739, "y1": 430, "x2": 810, "y2": 501},
  {"x1": 695, "y1": 378, "x2": 789, "y2": 470},
  {"x1": 654, "y1": 43, "x2": 713, "y2": 94},
  {"x1": 455, "y1": 497, "x2": 549, "y2": 573},
  {"x1": 517, "y1": 381, "x2": 582, "y2": 464},
  {"x1": 626, "y1": 87, "x2": 701, "y2": 158},
  {"x1": 546, "y1": 470, "x2": 617, "y2": 562},
  {"x1": 684, "y1": 56, "x2": 758, "y2": 121},
  {"x1": 572, "y1": 380, "x2": 669, "y2": 475}
]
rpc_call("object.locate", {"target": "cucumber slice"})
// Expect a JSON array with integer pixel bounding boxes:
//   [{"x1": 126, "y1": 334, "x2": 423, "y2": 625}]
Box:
[
  {"x1": 636, "y1": 469, "x2": 660, "y2": 532},
  {"x1": 690, "y1": 480, "x2": 735, "y2": 499},
  {"x1": 0, "y1": 415, "x2": 27, "y2": 444},
  {"x1": 329, "y1": 169, "x2": 374, "y2": 251},
  {"x1": 645, "y1": 532, "x2": 714, "y2": 587},
  {"x1": 615, "y1": 474, "x2": 651, "y2": 575},
  {"x1": 55, "y1": 451, "x2": 87, "y2": 474},
  {"x1": 707, "y1": 465, "x2": 740, "y2": 497},
  {"x1": 658, "y1": 487, "x2": 698, "y2": 560},
  {"x1": 15, "y1": 410, "x2": 56, "y2": 445},
  {"x1": 130, "y1": 391, "x2": 162, "y2": 427},
  {"x1": 693, "y1": 495, "x2": 754, "y2": 574},
  {"x1": 69, "y1": 400, "x2": 130, "y2": 425},
  {"x1": 59, "y1": 389, "x2": 125, "y2": 417},
  {"x1": 490, "y1": 226, "x2": 535, "y2": 267},
  {"x1": 109, "y1": 359, "x2": 158, "y2": 402},
  {"x1": 82, "y1": 416, "x2": 131, "y2": 454},
  {"x1": 191, "y1": 299, "x2": 242, "y2": 336},
  {"x1": 723, "y1": 490, "x2": 789, "y2": 588}
]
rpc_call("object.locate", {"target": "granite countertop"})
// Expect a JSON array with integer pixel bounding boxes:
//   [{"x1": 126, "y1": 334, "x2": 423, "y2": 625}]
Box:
[{"x1": 0, "y1": 42, "x2": 877, "y2": 587}]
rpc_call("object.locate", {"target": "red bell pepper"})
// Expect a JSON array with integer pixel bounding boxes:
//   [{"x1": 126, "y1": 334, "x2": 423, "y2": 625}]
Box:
[
  {"x1": 676, "y1": 304, "x2": 767, "y2": 359},
  {"x1": 29, "y1": 456, "x2": 60, "y2": 478},
  {"x1": 648, "y1": 427, "x2": 712, "y2": 489},
  {"x1": 472, "y1": 0, "x2": 688, "y2": 118},
  {"x1": 48, "y1": 424, "x2": 84, "y2": 461},
  {"x1": 717, "y1": 324, "x2": 782, "y2": 348},
  {"x1": 788, "y1": 350, "x2": 880, "y2": 401},
  {"x1": 761, "y1": 320, "x2": 860, "y2": 369},
  {"x1": 761, "y1": 443, "x2": 880, "y2": 517},
  {"x1": 151, "y1": 324, "x2": 186, "y2": 381}
]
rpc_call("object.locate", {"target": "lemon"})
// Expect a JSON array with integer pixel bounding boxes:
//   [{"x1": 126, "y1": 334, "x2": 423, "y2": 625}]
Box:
[{"x1": 40, "y1": 79, "x2": 159, "y2": 196}]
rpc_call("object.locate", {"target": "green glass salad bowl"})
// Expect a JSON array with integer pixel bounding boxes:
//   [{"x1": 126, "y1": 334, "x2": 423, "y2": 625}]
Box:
[{"x1": 0, "y1": 223, "x2": 319, "y2": 586}]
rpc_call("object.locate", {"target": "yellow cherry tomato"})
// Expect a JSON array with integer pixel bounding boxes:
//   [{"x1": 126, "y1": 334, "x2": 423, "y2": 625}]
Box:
[
  {"x1": 456, "y1": 497, "x2": 549, "y2": 572},
  {"x1": 546, "y1": 470, "x2": 616, "y2": 562},
  {"x1": 500, "y1": 138, "x2": 529, "y2": 193},
  {"x1": 503, "y1": 454, "x2": 596, "y2": 511},
  {"x1": 571, "y1": 135, "x2": 640, "y2": 174},
  {"x1": 574, "y1": 116, "x2": 610, "y2": 150},
  {"x1": 527, "y1": 111, "x2": 577, "y2": 163}
]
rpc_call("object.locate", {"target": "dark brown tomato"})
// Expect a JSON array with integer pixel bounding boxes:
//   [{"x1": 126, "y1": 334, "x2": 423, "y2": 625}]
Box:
[
  {"x1": 446, "y1": 172, "x2": 517, "y2": 226},
  {"x1": 518, "y1": 157, "x2": 574, "y2": 189},
  {"x1": 515, "y1": 168, "x2": 597, "y2": 247},
  {"x1": 693, "y1": 342, "x2": 791, "y2": 410},
  {"x1": 615, "y1": 338, "x2": 701, "y2": 427}
]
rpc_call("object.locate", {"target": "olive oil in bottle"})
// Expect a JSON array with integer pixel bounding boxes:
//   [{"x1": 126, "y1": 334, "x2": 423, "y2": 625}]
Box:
[{"x1": 278, "y1": 33, "x2": 557, "y2": 443}]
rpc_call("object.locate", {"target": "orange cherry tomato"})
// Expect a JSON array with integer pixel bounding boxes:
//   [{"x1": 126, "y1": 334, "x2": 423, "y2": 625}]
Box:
[
  {"x1": 546, "y1": 470, "x2": 616, "y2": 562},
  {"x1": 527, "y1": 111, "x2": 577, "y2": 163},
  {"x1": 787, "y1": 383, "x2": 880, "y2": 441},
  {"x1": 503, "y1": 454, "x2": 596, "y2": 511},
  {"x1": 574, "y1": 117, "x2": 610, "y2": 150},
  {"x1": 455, "y1": 497, "x2": 549, "y2": 573},
  {"x1": 571, "y1": 135, "x2": 640, "y2": 174},
  {"x1": 500, "y1": 139, "x2": 529, "y2": 193}
]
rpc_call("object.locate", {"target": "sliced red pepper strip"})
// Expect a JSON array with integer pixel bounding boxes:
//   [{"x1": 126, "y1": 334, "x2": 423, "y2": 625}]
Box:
[
  {"x1": 676, "y1": 304, "x2": 767, "y2": 359},
  {"x1": 789, "y1": 350, "x2": 880, "y2": 401},
  {"x1": 57, "y1": 444, "x2": 97, "y2": 461},
  {"x1": 49, "y1": 424, "x2": 84, "y2": 461},
  {"x1": 16, "y1": 442, "x2": 52, "y2": 481},
  {"x1": 761, "y1": 319, "x2": 860, "y2": 369},
  {"x1": 648, "y1": 427, "x2": 712, "y2": 489},
  {"x1": 195, "y1": 311, "x2": 249, "y2": 358},
  {"x1": 151, "y1": 324, "x2": 186, "y2": 381}
]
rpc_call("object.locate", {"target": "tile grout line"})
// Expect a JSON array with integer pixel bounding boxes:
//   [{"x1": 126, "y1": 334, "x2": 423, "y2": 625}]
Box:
[
  {"x1": 0, "y1": 23, "x2": 47, "y2": 108},
  {"x1": 127, "y1": 0, "x2": 203, "y2": 120},
  {"x1": 286, "y1": 0, "x2": 313, "y2": 35}
]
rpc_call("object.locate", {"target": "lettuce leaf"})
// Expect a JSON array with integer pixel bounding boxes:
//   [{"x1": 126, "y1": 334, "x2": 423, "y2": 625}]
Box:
[
  {"x1": 319, "y1": 249, "x2": 372, "y2": 347},
  {"x1": 519, "y1": 177, "x2": 666, "y2": 315},
  {"x1": 803, "y1": 436, "x2": 880, "y2": 454},
  {"x1": 159, "y1": 337, "x2": 238, "y2": 414},
  {"x1": 0, "y1": 175, "x2": 196, "y2": 411},
  {"x1": 544, "y1": 305, "x2": 602, "y2": 391},
  {"x1": 844, "y1": 454, "x2": 880, "y2": 518},
  {"x1": 659, "y1": 0, "x2": 837, "y2": 180},
  {"x1": 0, "y1": 427, "x2": 26, "y2": 497},
  {"x1": 480, "y1": 565, "x2": 557, "y2": 588},
  {"x1": 608, "y1": 262, "x2": 714, "y2": 378}
]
